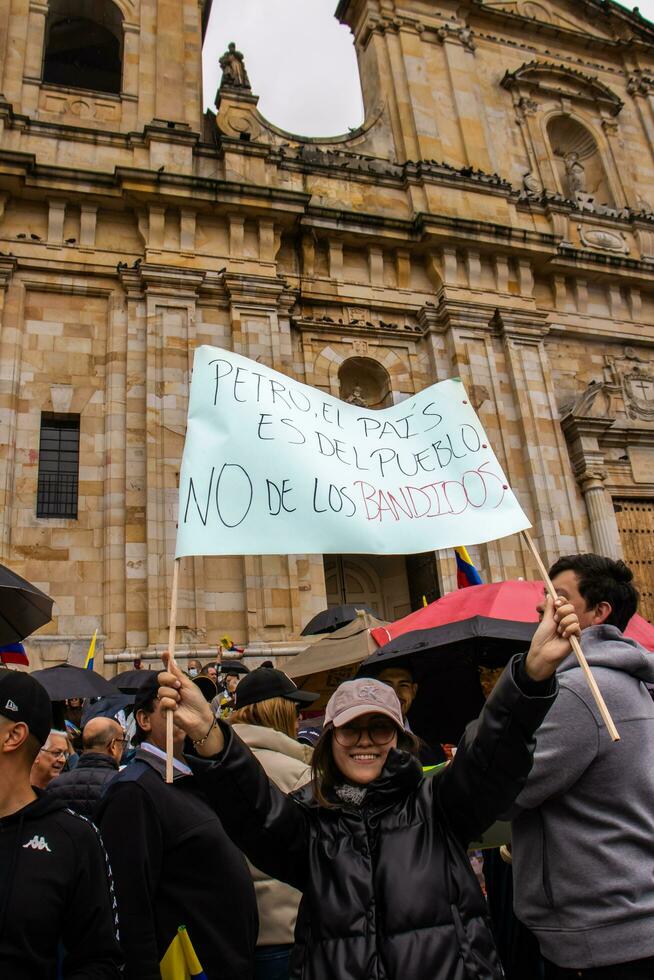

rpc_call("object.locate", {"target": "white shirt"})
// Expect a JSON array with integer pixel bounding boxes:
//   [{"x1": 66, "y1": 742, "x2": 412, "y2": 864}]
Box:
[{"x1": 140, "y1": 741, "x2": 192, "y2": 776}]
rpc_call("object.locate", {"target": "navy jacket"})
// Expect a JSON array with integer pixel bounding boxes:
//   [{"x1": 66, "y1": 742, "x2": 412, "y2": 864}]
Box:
[
  {"x1": 46, "y1": 752, "x2": 118, "y2": 819},
  {"x1": 97, "y1": 746, "x2": 257, "y2": 980}
]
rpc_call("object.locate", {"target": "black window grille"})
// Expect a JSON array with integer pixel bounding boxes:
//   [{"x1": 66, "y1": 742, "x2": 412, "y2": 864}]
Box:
[{"x1": 36, "y1": 414, "x2": 80, "y2": 519}]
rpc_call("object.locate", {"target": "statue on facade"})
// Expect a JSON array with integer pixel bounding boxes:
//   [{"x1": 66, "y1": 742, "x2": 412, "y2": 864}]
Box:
[
  {"x1": 219, "y1": 42, "x2": 251, "y2": 89},
  {"x1": 346, "y1": 384, "x2": 368, "y2": 407},
  {"x1": 563, "y1": 151, "x2": 586, "y2": 197}
]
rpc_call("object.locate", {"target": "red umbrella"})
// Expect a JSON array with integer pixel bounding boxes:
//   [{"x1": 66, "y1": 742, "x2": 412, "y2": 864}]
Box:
[{"x1": 371, "y1": 580, "x2": 654, "y2": 652}]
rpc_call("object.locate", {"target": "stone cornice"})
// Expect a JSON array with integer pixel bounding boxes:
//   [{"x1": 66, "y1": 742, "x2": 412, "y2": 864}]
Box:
[
  {"x1": 470, "y1": 0, "x2": 654, "y2": 51},
  {"x1": 490, "y1": 307, "x2": 550, "y2": 341},
  {"x1": 223, "y1": 272, "x2": 287, "y2": 307},
  {"x1": 502, "y1": 60, "x2": 624, "y2": 116},
  {"x1": 136, "y1": 263, "x2": 206, "y2": 298},
  {"x1": 292, "y1": 313, "x2": 425, "y2": 341}
]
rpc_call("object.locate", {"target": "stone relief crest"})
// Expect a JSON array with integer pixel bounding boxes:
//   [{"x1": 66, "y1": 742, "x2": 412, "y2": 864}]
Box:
[
  {"x1": 622, "y1": 372, "x2": 654, "y2": 420},
  {"x1": 559, "y1": 349, "x2": 654, "y2": 423},
  {"x1": 605, "y1": 349, "x2": 654, "y2": 421}
]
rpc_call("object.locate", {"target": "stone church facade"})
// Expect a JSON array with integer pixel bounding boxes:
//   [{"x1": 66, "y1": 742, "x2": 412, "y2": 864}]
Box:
[{"x1": 0, "y1": 0, "x2": 653, "y2": 671}]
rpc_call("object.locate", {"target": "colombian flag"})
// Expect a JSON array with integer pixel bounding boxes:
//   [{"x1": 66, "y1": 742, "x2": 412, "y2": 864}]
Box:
[
  {"x1": 160, "y1": 926, "x2": 208, "y2": 980},
  {"x1": 84, "y1": 630, "x2": 97, "y2": 670},
  {"x1": 454, "y1": 546, "x2": 483, "y2": 589},
  {"x1": 0, "y1": 643, "x2": 29, "y2": 666}
]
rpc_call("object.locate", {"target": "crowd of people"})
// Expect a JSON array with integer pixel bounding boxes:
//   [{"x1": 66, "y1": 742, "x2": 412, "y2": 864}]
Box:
[{"x1": 0, "y1": 553, "x2": 653, "y2": 980}]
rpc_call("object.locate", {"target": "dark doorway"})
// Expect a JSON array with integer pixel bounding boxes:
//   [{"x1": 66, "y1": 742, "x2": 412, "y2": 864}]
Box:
[
  {"x1": 43, "y1": 16, "x2": 122, "y2": 94},
  {"x1": 405, "y1": 552, "x2": 440, "y2": 611}
]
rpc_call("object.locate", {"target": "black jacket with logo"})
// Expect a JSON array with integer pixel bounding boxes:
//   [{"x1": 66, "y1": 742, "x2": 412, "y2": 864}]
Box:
[
  {"x1": 0, "y1": 793, "x2": 122, "y2": 979},
  {"x1": 96, "y1": 745, "x2": 258, "y2": 980},
  {"x1": 46, "y1": 752, "x2": 119, "y2": 818},
  {"x1": 190, "y1": 656, "x2": 557, "y2": 980}
]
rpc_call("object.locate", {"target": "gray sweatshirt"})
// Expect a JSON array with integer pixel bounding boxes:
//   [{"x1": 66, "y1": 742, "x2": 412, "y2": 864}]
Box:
[{"x1": 510, "y1": 624, "x2": 654, "y2": 969}]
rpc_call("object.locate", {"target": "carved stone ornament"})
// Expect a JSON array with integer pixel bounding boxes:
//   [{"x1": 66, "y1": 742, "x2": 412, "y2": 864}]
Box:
[
  {"x1": 627, "y1": 70, "x2": 654, "y2": 97},
  {"x1": 437, "y1": 23, "x2": 476, "y2": 51},
  {"x1": 604, "y1": 351, "x2": 654, "y2": 422},
  {"x1": 346, "y1": 385, "x2": 368, "y2": 408},
  {"x1": 622, "y1": 371, "x2": 654, "y2": 420},
  {"x1": 577, "y1": 225, "x2": 629, "y2": 254},
  {"x1": 517, "y1": 96, "x2": 539, "y2": 117}
]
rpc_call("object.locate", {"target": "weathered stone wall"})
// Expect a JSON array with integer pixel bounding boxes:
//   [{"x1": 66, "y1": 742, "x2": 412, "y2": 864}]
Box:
[{"x1": 1, "y1": 0, "x2": 653, "y2": 670}]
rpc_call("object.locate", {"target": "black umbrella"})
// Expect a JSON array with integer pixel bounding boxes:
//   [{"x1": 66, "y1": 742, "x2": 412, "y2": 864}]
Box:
[
  {"x1": 301, "y1": 604, "x2": 380, "y2": 636},
  {"x1": 30, "y1": 664, "x2": 115, "y2": 700},
  {"x1": 109, "y1": 669, "x2": 159, "y2": 693},
  {"x1": 359, "y1": 620, "x2": 537, "y2": 746},
  {"x1": 0, "y1": 562, "x2": 54, "y2": 645}
]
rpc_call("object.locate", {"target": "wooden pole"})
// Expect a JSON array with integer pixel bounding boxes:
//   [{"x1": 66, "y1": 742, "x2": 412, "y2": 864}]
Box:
[
  {"x1": 521, "y1": 530, "x2": 620, "y2": 742},
  {"x1": 165, "y1": 558, "x2": 181, "y2": 783}
]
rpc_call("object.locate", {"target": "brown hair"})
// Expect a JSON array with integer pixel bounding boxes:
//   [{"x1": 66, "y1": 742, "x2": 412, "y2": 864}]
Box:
[
  {"x1": 230, "y1": 696, "x2": 298, "y2": 740},
  {"x1": 310, "y1": 725, "x2": 420, "y2": 808}
]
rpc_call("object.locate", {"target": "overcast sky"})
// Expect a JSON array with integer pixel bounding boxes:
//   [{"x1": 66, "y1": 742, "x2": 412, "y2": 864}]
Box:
[{"x1": 203, "y1": 0, "x2": 654, "y2": 137}]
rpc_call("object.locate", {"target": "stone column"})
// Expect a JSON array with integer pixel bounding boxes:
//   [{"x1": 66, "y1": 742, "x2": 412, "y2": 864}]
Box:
[
  {"x1": 23, "y1": 1, "x2": 48, "y2": 82},
  {"x1": 103, "y1": 289, "x2": 128, "y2": 660},
  {"x1": 627, "y1": 72, "x2": 654, "y2": 166},
  {"x1": 436, "y1": 26, "x2": 495, "y2": 172},
  {"x1": 0, "y1": 258, "x2": 21, "y2": 561},
  {"x1": 121, "y1": 268, "x2": 148, "y2": 652},
  {"x1": 224, "y1": 273, "x2": 325, "y2": 645},
  {"x1": 578, "y1": 471, "x2": 622, "y2": 559},
  {"x1": 140, "y1": 265, "x2": 204, "y2": 650}
]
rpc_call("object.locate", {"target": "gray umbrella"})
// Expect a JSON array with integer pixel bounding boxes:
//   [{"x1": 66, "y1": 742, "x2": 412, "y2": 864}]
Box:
[{"x1": 0, "y1": 562, "x2": 54, "y2": 645}]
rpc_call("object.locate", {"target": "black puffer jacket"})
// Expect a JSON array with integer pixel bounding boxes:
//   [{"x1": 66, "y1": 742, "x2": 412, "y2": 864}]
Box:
[
  {"x1": 190, "y1": 656, "x2": 557, "y2": 980},
  {"x1": 46, "y1": 752, "x2": 118, "y2": 818}
]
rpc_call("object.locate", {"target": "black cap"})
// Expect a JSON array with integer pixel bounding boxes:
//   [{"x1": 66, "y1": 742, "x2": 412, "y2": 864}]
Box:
[
  {"x1": 234, "y1": 667, "x2": 319, "y2": 710},
  {"x1": 0, "y1": 671, "x2": 52, "y2": 747},
  {"x1": 133, "y1": 672, "x2": 160, "y2": 711}
]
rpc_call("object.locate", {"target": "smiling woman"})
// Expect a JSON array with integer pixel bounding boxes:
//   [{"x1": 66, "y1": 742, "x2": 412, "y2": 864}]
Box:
[
  {"x1": 157, "y1": 594, "x2": 583, "y2": 979},
  {"x1": 203, "y1": 0, "x2": 363, "y2": 136}
]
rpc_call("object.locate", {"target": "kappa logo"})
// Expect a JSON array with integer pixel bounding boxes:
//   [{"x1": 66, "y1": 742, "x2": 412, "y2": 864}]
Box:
[
  {"x1": 4, "y1": 699, "x2": 18, "y2": 712},
  {"x1": 22, "y1": 835, "x2": 51, "y2": 853}
]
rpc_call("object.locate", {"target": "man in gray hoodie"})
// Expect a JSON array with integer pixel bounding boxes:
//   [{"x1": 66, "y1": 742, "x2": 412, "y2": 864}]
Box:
[{"x1": 510, "y1": 553, "x2": 654, "y2": 980}]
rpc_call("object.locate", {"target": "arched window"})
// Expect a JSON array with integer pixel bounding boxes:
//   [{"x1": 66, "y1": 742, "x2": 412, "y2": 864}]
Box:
[
  {"x1": 547, "y1": 115, "x2": 614, "y2": 208},
  {"x1": 338, "y1": 356, "x2": 392, "y2": 409},
  {"x1": 43, "y1": 0, "x2": 124, "y2": 95}
]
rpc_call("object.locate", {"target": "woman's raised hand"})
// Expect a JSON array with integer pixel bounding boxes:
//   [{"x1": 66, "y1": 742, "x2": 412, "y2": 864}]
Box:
[{"x1": 158, "y1": 654, "x2": 225, "y2": 756}]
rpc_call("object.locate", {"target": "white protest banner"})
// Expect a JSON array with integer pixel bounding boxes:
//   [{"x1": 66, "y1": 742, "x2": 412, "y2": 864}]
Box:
[{"x1": 175, "y1": 345, "x2": 531, "y2": 558}]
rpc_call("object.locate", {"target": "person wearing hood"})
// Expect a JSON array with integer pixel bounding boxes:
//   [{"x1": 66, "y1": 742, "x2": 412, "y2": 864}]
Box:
[
  {"x1": 230, "y1": 668, "x2": 318, "y2": 980},
  {"x1": 157, "y1": 594, "x2": 580, "y2": 980},
  {"x1": 0, "y1": 671, "x2": 122, "y2": 979},
  {"x1": 508, "y1": 554, "x2": 654, "y2": 980}
]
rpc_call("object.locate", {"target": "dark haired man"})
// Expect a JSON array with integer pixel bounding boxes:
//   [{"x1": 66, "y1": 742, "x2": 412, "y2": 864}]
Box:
[
  {"x1": 509, "y1": 554, "x2": 654, "y2": 979},
  {"x1": 359, "y1": 661, "x2": 446, "y2": 768},
  {"x1": 97, "y1": 675, "x2": 257, "y2": 980},
  {"x1": 0, "y1": 671, "x2": 121, "y2": 978}
]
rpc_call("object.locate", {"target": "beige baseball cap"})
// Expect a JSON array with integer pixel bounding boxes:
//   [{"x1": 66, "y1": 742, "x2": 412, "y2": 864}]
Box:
[{"x1": 324, "y1": 678, "x2": 404, "y2": 730}]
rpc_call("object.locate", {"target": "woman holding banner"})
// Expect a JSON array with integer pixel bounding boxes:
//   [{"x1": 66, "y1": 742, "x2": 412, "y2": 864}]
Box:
[{"x1": 158, "y1": 595, "x2": 580, "y2": 980}]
